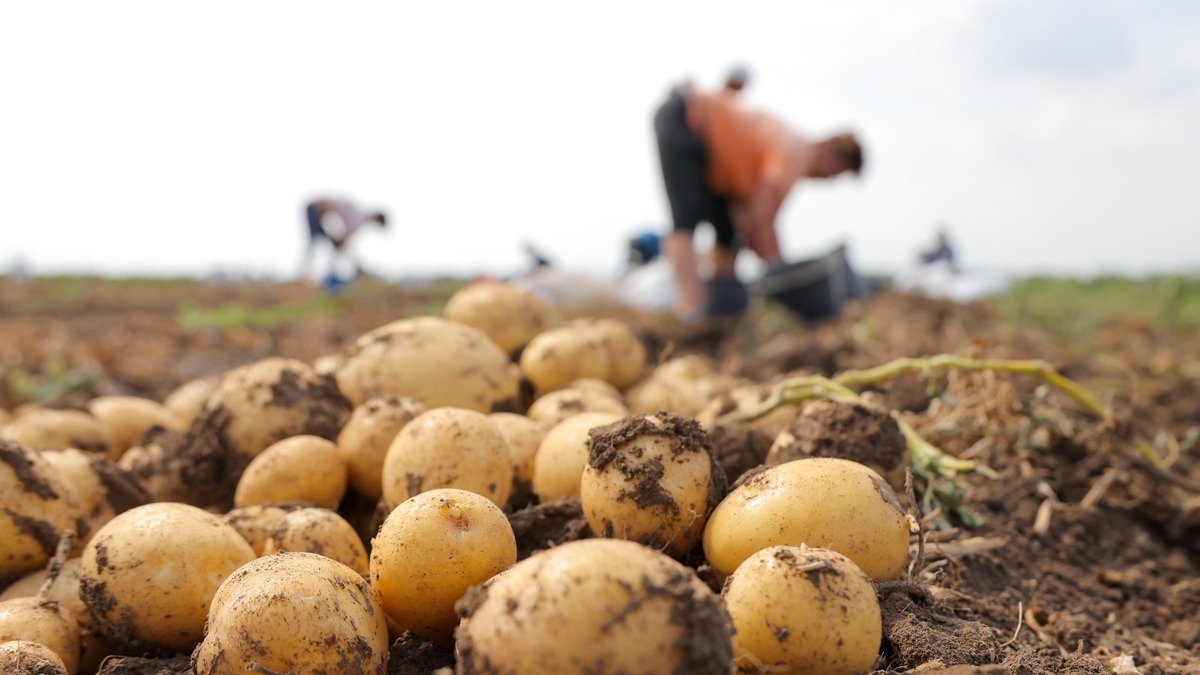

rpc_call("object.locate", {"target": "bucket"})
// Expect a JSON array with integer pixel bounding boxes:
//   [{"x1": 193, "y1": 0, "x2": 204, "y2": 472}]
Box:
[{"x1": 755, "y1": 245, "x2": 868, "y2": 320}]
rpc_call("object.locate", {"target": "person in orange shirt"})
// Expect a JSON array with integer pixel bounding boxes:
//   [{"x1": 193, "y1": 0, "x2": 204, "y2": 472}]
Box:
[{"x1": 653, "y1": 83, "x2": 863, "y2": 319}]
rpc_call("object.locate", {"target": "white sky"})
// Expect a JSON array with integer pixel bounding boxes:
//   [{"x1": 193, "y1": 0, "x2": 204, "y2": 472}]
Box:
[{"x1": 2, "y1": 0, "x2": 1198, "y2": 278}]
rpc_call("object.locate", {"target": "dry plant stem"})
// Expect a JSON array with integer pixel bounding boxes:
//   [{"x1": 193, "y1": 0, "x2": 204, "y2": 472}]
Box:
[
  {"x1": 834, "y1": 355, "x2": 1112, "y2": 420},
  {"x1": 37, "y1": 531, "x2": 76, "y2": 598}
]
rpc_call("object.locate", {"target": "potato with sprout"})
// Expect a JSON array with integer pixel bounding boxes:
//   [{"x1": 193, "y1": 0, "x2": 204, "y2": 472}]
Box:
[
  {"x1": 262, "y1": 508, "x2": 368, "y2": 575},
  {"x1": 336, "y1": 396, "x2": 425, "y2": 500},
  {"x1": 444, "y1": 281, "x2": 559, "y2": 354},
  {"x1": 233, "y1": 436, "x2": 347, "y2": 509},
  {"x1": 723, "y1": 546, "x2": 881, "y2": 674},
  {"x1": 531, "y1": 412, "x2": 622, "y2": 502},
  {"x1": 580, "y1": 413, "x2": 724, "y2": 556},
  {"x1": 370, "y1": 489, "x2": 516, "y2": 640}
]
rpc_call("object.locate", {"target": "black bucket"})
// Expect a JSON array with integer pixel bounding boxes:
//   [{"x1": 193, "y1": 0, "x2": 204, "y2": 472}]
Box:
[{"x1": 756, "y1": 245, "x2": 869, "y2": 320}]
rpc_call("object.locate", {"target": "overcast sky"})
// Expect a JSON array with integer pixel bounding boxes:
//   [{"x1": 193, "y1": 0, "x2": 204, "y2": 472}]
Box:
[{"x1": 2, "y1": 1, "x2": 1198, "y2": 278}]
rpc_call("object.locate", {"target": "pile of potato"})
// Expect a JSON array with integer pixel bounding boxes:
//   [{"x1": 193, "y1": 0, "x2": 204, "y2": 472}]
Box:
[{"x1": 0, "y1": 281, "x2": 915, "y2": 674}]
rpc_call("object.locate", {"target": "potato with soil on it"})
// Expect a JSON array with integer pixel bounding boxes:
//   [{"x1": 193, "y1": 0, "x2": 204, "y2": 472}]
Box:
[
  {"x1": 525, "y1": 386, "x2": 629, "y2": 430},
  {"x1": 519, "y1": 326, "x2": 611, "y2": 394},
  {"x1": 336, "y1": 396, "x2": 425, "y2": 501},
  {"x1": 233, "y1": 435, "x2": 347, "y2": 509},
  {"x1": 370, "y1": 489, "x2": 516, "y2": 641},
  {"x1": 0, "y1": 409, "x2": 115, "y2": 459},
  {"x1": 703, "y1": 457, "x2": 911, "y2": 580},
  {"x1": 767, "y1": 398, "x2": 908, "y2": 486},
  {"x1": 580, "y1": 413, "x2": 725, "y2": 557},
  {"x1": 0, "y1": 597, "x2": 81, "y2": 674},
  {"x1": 455, "y1": 538, "x2": 734, "y2": 675},
  {"x1": 723, "y1": 546, "x2": 881, "y2": 674},
  {"x1": 0, "y1": 640, "x2": 69, "y2": 674},
  {"x1": 655, "y1": 354, "x2": 718, "y2": 384},
  {"x1": 194, "y1": 552, "x2": 389, "y2": 675},
  {"x1": 570, "y1": 318, "x2": 648, "y2": 389},
  {"x1": 336, "y1": 316, "x2": 520, "y2": 412},
  {"x1": 381, "y1": 407, "x2": 513, "y2": 509},
  {"x1": 196, "y1": 357, "x2": 350, "y2": 460},
  {"x1": 220, "y1": 504, "x2": 292, "y2": 556},
  {"x1": 79, "y1": 502, "x2": 254, "y2": 652},
  {"x1": 161, "y1": 376, "x2": 219, "y2": 426},
  {"x1": 114, "y1": 431, "x2": 189, "y2": 504},
  {"x1": 1, "y1": 558, "x2": 110, "y2": 673},
  {"x1": 489, "y1": 413, "x2": 544, "y2": 486},
  {"x1": 86, "y1": 396, "x2": 185, "y2": 459},
  {"x1": 531, "y1": 412, "x2": 623, "y2": 502},
  {"x1": 443, "y1": 281, "x2": 560, "y2": 354},
  {"x1": 696, "y1": 384, "x2": 801, "y2": 434},
  {"x1": 0, "y1": 441, "x2": 83, "y2": 580},
  {"x1": 39, "y1": 449, "x2": 149, "y2": 545},
  {"x1": 262, "y1": 508, "x2": 368, "y2": 575}
]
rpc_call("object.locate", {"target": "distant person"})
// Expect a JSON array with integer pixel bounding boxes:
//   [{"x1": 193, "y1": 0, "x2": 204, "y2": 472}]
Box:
[
  {"x1": 919, "y1": 228, "x2": 957, "y2": 269},
  {"x1": 300, "y1": 197, "x2": 387, "y2": 283},
  {"x1": 523, "y1": 242, "x2": 554, "y2": 270},
  {"x1": 627, "y1": 231, "x2": 662, "y2": 267},
  {"x1": 653, "y1": 83, "x2": 863, "y2": 319},
  {"x1": 721, "y1": 64, "x2": 751, "y2": 98}
]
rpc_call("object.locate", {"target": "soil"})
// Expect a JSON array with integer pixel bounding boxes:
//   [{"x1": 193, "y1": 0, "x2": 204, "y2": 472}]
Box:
[
  {"x1": 506, "y1": 496, "x2": 592, "y2": 560},
  {"x1": 95, "y1": 655, "x2": 191, "y2": 674},
  {"x1": 387, "y1": 632, "x2": 454, "y2": 675},
  {"x1": 766, "y1": 398, "x2": 906, "y2": 472}
]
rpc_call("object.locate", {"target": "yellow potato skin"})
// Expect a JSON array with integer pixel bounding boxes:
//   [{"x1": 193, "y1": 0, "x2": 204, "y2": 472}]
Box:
[
  {"x1": 703, "y1": 458, "x2": 910, "y2": 580},
  {"x1": 195, "y1": 552, "x2": 388, "y2": 675},
  {"x1": 0, "y1": 597, "x2": 81, "y2": 675},
  {"x1": 233, "y1": 435, "x2": 347, "y2": 509},
  {"x1": 79, "y1": 503, "x2": 254, "y2": 652},
  {"x1": 724, "y1": 546, "x2": 882, "y2": 674},
  {"x1": 162, "y1": 377, "x2": 219, "y2": 426},
  {"x1": 86, "y1": 396, "x2": 184, "y2": 458},
  {"x1": 1, "y1": 560, "x2": 112, "y2": 673},
  {"x1": 0, "y1": 409, "x2": 115, "y2": 458},
  {"x1": 531, "y1": 412, "x2": 622, "y2": 502},
  {"x1": 370, "y1": 489, "x2": 516, "y2": 641},
  {"x1": 489, "y1": 413, "x2": 544, "y2": 483},
  {"x1": 520, "y1": 327, "x2": 610, "y2": 394},
  {"x1": 574, "y1": 318, "x2": 647, "y2": 389},
  {"x1": 0, "y1": 442, "x2": 82, "y2": 579},
  {"x1": 337, "y1": 396, "x2": 425, "y2": 500},
  {"x1": 444, "y1": 282, "x2": 559, "y2": 354},
  {"x1": 526, "y1": 388, "x2": 628, "y2": 430},
  {"x1": 221, "y1": 505, "x2": 290, "y2": 556},
  {"x1": 0, "y1": 640, "x2": 68, "y2": 674},
  {"x1": 262, "y1": 508, "x2": 368, "y2": 575}
]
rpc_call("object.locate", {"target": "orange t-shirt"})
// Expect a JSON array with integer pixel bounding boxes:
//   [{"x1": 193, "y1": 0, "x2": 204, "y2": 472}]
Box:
[{"x1": 685, "y1": 91, "x2": 814, "y2": 202}]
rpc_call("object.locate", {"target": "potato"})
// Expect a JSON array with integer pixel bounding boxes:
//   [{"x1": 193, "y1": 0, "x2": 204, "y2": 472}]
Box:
[
  {"x1": 0, "y1": 410, "x2": 11, "y2": 426},
  {"x1": 115, "y1": 433, "x2": 188, "y2": 504},
  {"x1": 370, "y1": 489, "x2": 516, "y2": 640},
  {"x1": 233, "y1": 436, "x2": 347, "y2": 509},
  {"x1": 456, "y1": 538, "x2": 733, "y2": 674},
  {"x1": 312, "y1": 352, "x2": 344, "y2": 376},
  {"x1": 563, "y1": 378, "x2": 623, "y2": 400},
  {"x1": 221, "y1": 505, "x2": 291, "y2": 556},
  {"x1": 162, "y1": 376, "x2": 219, "y2": 425},
  {"x1": 703, "y1": 458, "x2": 910, "y2": 580},
  {"x1": 40, "y1": 449, "x2": 149, "y2": 544},
  {"x1": 262, "y1": 508, "x2": 368, "y2": 575},
  {"x1": 571, "y1": 318, "x2": 647, "y2": 389},
  {"x1": 520, "y1": 327, "x2": 610, "y2": 394},
  {"x1": 580, "y1": 413, "x2": 724, "y2": 556},
  {"x1": 1, "y1": 441, "x2": 82, "y2": 580},
  {"x1": 489, "y1": 413, "x2": 544, "y2": 484},
  {"x1": 336, "y1": 316, "x2": 520, "y2": 411},
  {"x1": 723, "y1": 546, "x2": 881, "y2": 674},
  {"x1": 86, "y1": 397, "x2": 184, "y2": 459},
  {"x1": 531, "y1": 412, "x2": 622, "y2": 502},
  {"x1": 0, "y1": 640, "x2": 68, "y2": 674},
  {"x1": 194, "y1": 552, "x2": 388, "y2": 675},
  {"x1": 337, "y1": 396, "x2": 425, "y2": 500},
  {"x1": 625, "y1": 375, "x2": 707, "y2": 417},
  {"x1": 0, "y1": 597, "x2": 80, "y2": 674},
  {"x1": 655, "y1": 355, "x2": 717, "y2": 383},
  {"x1": 79, "y1": 502, "x2": 254, "y2": 652},
  {"x1": 0, "y1": 409, "x2": 114, "y2": 458},
  {"x1": 381, "y1": 408, "x2": 513, "y2": 509},
  {"x1": 526, "y1": 387, "x2": 628, "y2": 430},
  {"x1": 0, "y1": 559, "x2": 109, "y2": 673},
  {"x1": 696, "y1": 384, "x2": 800, "y2": 434},
  {"x1": 444, "y1": 282, "x2": 560, "y2": 354},
  {"x1": 197, "y1": 357, "x2": 350, "y2": 460}
]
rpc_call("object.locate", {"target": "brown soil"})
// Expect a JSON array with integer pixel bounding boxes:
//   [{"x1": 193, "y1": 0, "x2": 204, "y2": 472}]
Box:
[
  {"x1": 96, "y1": 655, "x2": 191, "y2": 674},
  {"x1": 766, "y1": 398, "x2": 906, "y2": 472},
  {"x1": 707, "y1": 423, "x2": 773, "y2": 485},
  {"x1": 387, "y1": 631, "x2": 454, "y2": 675},
  {"x1": 506, "y1": 496, "x2": 591, "y2": 560}
]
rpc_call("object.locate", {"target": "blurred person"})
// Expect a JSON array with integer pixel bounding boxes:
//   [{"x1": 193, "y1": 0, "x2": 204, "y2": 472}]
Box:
[
  {"x1": 653, "y1": 83, "x2": 863, "y2": 319},
  {"x1": 919, "y1": 227, "x2": 957, "y2": 269},
  {"x1": 721, "y1": 64, "x2": 751, "y2": 98},
  {"x1": 627, "y1": 231, "x2": 662, "y2": 267},
  {"x1": 300, "y1": 197, "x2": 388, "y2": 283}
]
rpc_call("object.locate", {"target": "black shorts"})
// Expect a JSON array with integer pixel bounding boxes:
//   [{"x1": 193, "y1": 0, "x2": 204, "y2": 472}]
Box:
[
  {"x1": 305, "y1": 203, "x2": 327, "y2": 241},
  {"x1": 653, "y1": 90, "x2": 737, "y2": 249}
]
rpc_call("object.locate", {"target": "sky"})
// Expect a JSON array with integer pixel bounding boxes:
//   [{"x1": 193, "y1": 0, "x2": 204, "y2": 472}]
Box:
[{"x1": 1, "y1": 1, "x2": 1198, "y2": 279}]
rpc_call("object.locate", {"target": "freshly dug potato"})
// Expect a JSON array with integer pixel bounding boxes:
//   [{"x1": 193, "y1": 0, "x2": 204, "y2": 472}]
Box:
[
  {"x1": 162, "y1": 376, "x2": 219, "y2": 425},
  {"x1": 489, "y1": 413, "x2": 544, "y2": 484},
  {"x1": 262, "y1": 508, "x2": 368, "y2": 575},
  {"x1": 444, "y1": 281, "x2": 559, "y2": 354},
  {"x1": 221, "y1": 505, "x2": 291, "y2": 556},
  {"x1": 1, "y1": 441, "x2": 82, "y2": 580},
  {"x1": 381, "y1": 408, "x2": 512, "y2": 509},
  {"x1": 79, "y1": 503, "x2": 255, "y2": 652},
  {"x1": 336, "y1": 316, "x2": 520, "y2": 411},
  {"x1": 456, "y1": 538, "x2": 733, "y2": 674},
  {"x1": 571, "y1": 318, "x2": 647, "y2": 389},
  {"x1": 233, "y1": 436, "x2": 347, "y2": 509},
  {"x1": 531, "y1": 412, "x2": 622, "y2": 502},
  {"x1": 0, "y1": 409, "x2": 115, "y2": 459},
  {"x1": 0, "y1": 640, "x2": 68, "y2": 674},
  {"x1": 655, "y1": 355, "x2": 717, "y2": 383},
  {"x1": 312, "y1": 352, "x2": 344, "y2": 376},
  {"x1": 337, "y1": 396, "x2": 425, "y2": 500},
  {"x1": 526, "y1": 387, "x2": 628, "y2": 429},
  {"x1": 564, "y1": 378, "x2": 623, "y2": 400},
  {"x1": 724, "y1": 546, "x2": 881, "y2": 674},
  {"x1": 696, "y1": 384, "x2": 800, "y2": 434},
  {"x1": 0, "y1": 597, "x2": 80, "y2": 674},
  {"x1": 767, "y1": 398, "x2": 908, "y2": 486},
  {"x1": 197, "y1": 357, "x2": 350, "y2": 460},
  {"x1": 520, "y1": 326, "x2": 610, "y2": 394},
  {"x1": 580, "y1": 414, "x2": 724, "y2": 557},
  {"x1": 0, "y1": 559, "x2": 109, "y2": 673},
  {"x1": 0, "y1": 410, "x2": 11, "y2": 426},
  {"x1": 703, "y1": 458, "x2": 910, "y2": 580},
  {"x1": 370, "y1": 489, "x2": 516, "y2": 640},
  {"x1": 194, "y1": 552, "x2": 388, "y2": 675},
  {"x1": 114, "y1": 432, "x2": 188, "y2": 504},
  {"x1": 40, "y1": 449, "x2": 149, "y2": 544},
  {"x1": 86, "y1": 397, "x2": 184, "y2": 458},
  {"x1": 625, "y1": 375, "x2": 707, "y2": 417}
]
